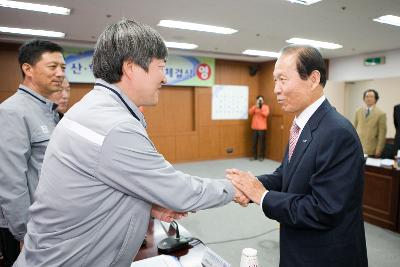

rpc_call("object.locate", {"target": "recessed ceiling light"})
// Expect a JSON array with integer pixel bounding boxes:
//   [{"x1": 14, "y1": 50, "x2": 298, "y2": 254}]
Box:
[
  {"x1": 164, "y1": 41, "x2": 198, "y2": 49},
  {"x1": 158, "y1": 20, "x2": 237, "y2": 34},
  {"x1": 0, "y1": 26, "x2": 65, "y2": 38},
  {"x1": 286, "y1": 37, "x2": 342, "y2": 49},
  {"x1": 286, "y1": 0, "x2": 323, "y2": 5},
  {"x1": 0, "y1": 0, "x2": 70, "y2": 15},
  {"x1": 242, "y1": 49, "x2": 280, "y2": 58},
  {"x1": 373, "y1": 15, "x2": 400, "y2": 27}
]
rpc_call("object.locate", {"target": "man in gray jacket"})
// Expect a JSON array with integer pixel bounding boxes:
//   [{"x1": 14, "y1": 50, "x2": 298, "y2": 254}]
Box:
[
  {"x1": 14, "y1": 19, "x2": 240, "y2": 266},
  {"x1": 0, "y1": 40, "x2": 65, "y2": 266}
]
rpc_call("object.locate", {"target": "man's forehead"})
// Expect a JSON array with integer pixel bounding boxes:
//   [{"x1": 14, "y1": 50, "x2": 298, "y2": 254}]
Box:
[
  {"x1": 274, "y1": 54, "x2": 297, "y2": 74},
  {"x1": 38, "y1": 51, "x2": 65, "y2": 63},
  {"x1": 365, "y1": 92, "x2": 375, "y2": 97}
]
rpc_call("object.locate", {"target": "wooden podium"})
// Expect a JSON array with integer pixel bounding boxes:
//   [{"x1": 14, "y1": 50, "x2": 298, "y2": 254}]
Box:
[{"x1": 363, "y1": 165, "x2": 400, "y2": 232}]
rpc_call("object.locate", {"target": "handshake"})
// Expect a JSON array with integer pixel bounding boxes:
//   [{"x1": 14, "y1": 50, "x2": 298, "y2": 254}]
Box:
[
  {"x1": 151, "y1": 169, "x2": 268, "y2": 223},
  {"x1": 226, "y1": 168, "x2": 268, "y2": 207}
]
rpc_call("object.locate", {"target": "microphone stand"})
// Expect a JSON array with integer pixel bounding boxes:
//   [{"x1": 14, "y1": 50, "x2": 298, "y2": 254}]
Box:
[{"x1": 157, "y1": 220, "x2": 190, "y2": 254}]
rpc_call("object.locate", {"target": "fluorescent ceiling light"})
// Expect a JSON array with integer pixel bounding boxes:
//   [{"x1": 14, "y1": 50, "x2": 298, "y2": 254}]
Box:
[
  {"x1": 373, "y1": 15, "x2": 400, "y2": 27},
  {"x1": 242, "y1": 49, "x2": 280, "y2": 58},
  {"x1": 165, "y1": 41, "x2": 198, "y2": 50},
  {"x1": 0, "y1": 26, "x2": 65, "y2": 38},
  {"x1": 286, "y1": 37, "x2": 342, "y2": 49},
  {"x1": 0, "y1": 0, "x2": 70, "y2": 15},
  {"x1": 286, "y1": 0, "x2": 323, "y2": 5},
  {"x1": 158, "y1": 20, "x2": 237, "y2": 34}
]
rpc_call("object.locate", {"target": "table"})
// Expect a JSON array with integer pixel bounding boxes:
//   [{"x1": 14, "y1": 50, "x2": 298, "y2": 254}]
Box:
[
  {"x1": 363, "y1": 165, "x2": 400, "y2": 232},
  {"x1": 134, "y1": 219, "x2": 206, "y2": 267}
]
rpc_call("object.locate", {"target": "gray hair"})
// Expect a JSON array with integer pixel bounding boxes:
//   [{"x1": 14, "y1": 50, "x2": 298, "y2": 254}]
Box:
[{"x1": 92, "y1": 18, "x2": 168, "y2": 83}]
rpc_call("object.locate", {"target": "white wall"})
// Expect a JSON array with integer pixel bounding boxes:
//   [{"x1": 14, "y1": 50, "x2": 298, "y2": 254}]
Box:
[
  {"x1": 329, "y1": 49, "x2": 400, "y2": 82},
  {"x1": 343, "y1": 78, "x2": 399, "y2": 138},
  {"x1": 326, "y1": 49, "x2": 400, "y2": 138},
  {"x1": 324, "y1": 81, "x2": 345, "y2": 115}
]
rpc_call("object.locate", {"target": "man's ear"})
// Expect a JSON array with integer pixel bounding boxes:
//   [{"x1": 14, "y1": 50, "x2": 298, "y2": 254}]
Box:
[
  {"x1": 309, "y1": 70, "x2": 321, "y2": 90},
  {"x1": 21, "y1": 63, "x2": 33, "y2": 78},
  {"x1": 122, "y1": 60, "x2": 134, "y2": 80},
  {"x1": 122, "y1": 60, "x2": 143, "y2": 80}
]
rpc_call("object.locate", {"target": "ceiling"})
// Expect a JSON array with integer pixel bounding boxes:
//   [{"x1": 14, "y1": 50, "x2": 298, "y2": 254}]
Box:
[{"x1": 1, "y1": 0, "x2": 400, "y2": 62}]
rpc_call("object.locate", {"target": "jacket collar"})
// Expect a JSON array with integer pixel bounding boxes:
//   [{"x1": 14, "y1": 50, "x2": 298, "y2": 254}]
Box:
[
  {"x1": 93, "y1": 79, "x2": 147, "y2": 128},
  {"x1": 18, "y1": 84, "x2": 58, "y2": 112}
]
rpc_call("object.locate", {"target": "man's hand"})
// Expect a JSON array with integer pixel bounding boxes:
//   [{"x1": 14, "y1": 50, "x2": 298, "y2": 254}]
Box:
[
  {"x1": 226, "y1": 168, "x2": 267, "y2": 205},
  {"x1": 151, "y1": 205, "x2": 188, "y2": 223},
  {"x1": 233, "y1": 187, "x2": 250, "y2": 207},
  {"x1": 20, "y1": 240, "x2": 24, "y2": 251}
]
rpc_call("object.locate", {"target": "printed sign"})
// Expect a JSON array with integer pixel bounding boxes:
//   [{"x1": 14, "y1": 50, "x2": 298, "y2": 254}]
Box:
[
  {"x1": 64, "y1": 48, "x2": 215, "y2": 87},
  {"x1": 164, "y1": 55, "x2": 215, "y2": 86},
  {"x1": 64, "y1": 48, "x2": 95, "y2": 83}
]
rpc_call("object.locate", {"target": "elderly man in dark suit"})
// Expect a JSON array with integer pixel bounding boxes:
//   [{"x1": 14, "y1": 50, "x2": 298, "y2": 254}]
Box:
[
  {"x1": 394, "y1": 104, "x2": 400, "y2": 156},
  {"x1": 227, "y1": 45, "x2": 368, "y2": 267}
]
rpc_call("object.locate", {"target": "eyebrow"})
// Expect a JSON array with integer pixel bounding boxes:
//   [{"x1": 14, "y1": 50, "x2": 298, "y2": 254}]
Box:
[{"x1": 46, "y1": 61, "x2": 66, "y2": 65}]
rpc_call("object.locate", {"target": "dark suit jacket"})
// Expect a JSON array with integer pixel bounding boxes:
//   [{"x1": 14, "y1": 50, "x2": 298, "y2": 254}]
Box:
[
  {"x1": 394, "y1": 104, "x2": 400, "y2": 154},
  {"x1": 258, "y1": 100, "x2": 368, "y2": 267}
]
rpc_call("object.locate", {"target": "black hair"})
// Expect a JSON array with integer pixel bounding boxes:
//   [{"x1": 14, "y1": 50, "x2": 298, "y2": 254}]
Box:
[
  {"x1": 363, "y1": 89, "x2": 379, "y2": 102},
  {"x1": 280, "y1": 45, "x2": 327, "y2": 87},
  {"x1": 18, "y1": 39, "x2": 64, "y2": 78}
]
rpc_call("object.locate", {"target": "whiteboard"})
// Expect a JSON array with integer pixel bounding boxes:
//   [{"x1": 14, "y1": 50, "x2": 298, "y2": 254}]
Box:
[{"x1": 212, "y1": 85, "x2": 249, "y2": 120}]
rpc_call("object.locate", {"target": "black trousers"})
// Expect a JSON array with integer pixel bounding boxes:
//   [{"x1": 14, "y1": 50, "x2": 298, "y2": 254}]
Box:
[
  {"x1": 252, "y1": 130, "x2": 266, "y2": 159},
  {"x1": 0, "y1": 228, "x2": 19, "y2": 267},
  {"x1": 394, "y1": 133, "x2": 400, "y2": 155}
]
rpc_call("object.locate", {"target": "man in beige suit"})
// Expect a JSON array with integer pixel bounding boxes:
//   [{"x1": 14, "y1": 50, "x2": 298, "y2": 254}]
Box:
[{"x1": 354, "y1": 89, "x2": 387, "y2": 157}]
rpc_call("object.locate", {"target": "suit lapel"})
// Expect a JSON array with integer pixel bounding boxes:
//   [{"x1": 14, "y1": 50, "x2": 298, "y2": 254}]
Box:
[
  {"x1": 283, "y1": 126, "x2": 312, "y2": 191},
  {"x1": 282, "y1": 100, "x2": 332, "y2": 192},
  {"x1": 282, "y1": 146, "x2": 290, "y2": 188}
]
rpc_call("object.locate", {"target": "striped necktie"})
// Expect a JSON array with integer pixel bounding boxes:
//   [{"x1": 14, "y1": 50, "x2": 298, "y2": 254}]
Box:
[{"x1": 288, "y1": 121, "x2": 300, "y2": 161}]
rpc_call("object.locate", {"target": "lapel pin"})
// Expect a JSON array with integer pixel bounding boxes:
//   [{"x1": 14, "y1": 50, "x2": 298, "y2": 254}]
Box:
[{"x1": 302, "y1": 139, "x2": 307, "y2": 143}]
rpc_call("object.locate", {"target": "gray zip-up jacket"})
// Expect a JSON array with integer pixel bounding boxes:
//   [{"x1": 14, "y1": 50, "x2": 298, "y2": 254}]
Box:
[
  {"x1": 0, "y1": 85, "x2": 59, "y2": 241},
  {"x1": 15, "y1": 79, "x2": 235, "y2": 267}
]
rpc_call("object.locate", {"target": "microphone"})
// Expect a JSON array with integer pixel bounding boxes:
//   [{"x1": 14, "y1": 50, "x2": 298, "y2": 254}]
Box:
[{"x1": 157, "y1": 221, "x2": 191, "y2": 254}]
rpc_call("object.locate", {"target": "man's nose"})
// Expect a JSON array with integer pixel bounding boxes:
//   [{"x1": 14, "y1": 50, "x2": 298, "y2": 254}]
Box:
[
  {"x1": 274, "y1": 83, "x2": 281, "y2": 95},
  {"x1": 161, "y1": 74, "x2": 167, "y2": 85},
  {"x1": 56, "y1": 66, "x2": 65, "y2": 77}
]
